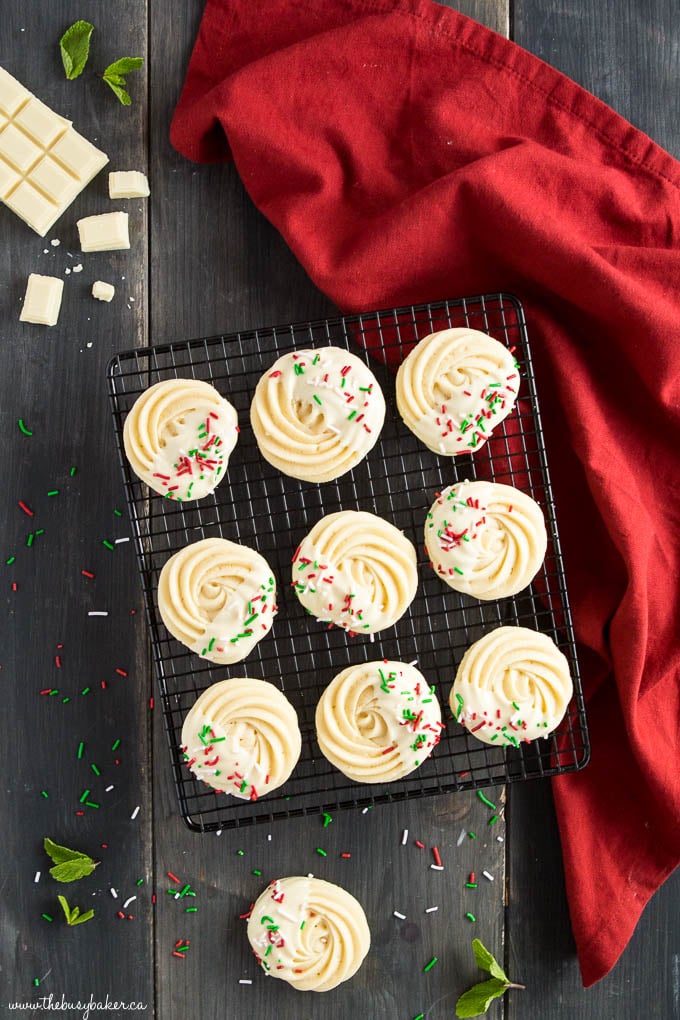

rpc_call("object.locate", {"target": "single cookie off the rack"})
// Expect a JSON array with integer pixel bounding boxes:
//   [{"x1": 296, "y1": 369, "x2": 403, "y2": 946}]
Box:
[
  {"x1": 396, "y1": 327, "x2": 519, "y2": 454},
  {"x1": 181, "y1": 677, "x2": 301, "y2": 800},
  {"x1": 315, "y1": 660, "x2": 443, "y2": 782},
  {"x1": 292, "y1": 510, "x2": 418, "y2": 635},
  {"x1": 157, "y1": 537, "x2": 277, "y2": 664},
  {"x1": 123, "y1": 377, "x2": 238, "y2": 499},
  {"x1": 425, "y1": 479, "x2": 547, "y2": 599},
  {"x1": 450, "y1": 626, "x2": 573, "y2": 744},
  {"x1": 247, "y1": 876, "x2": 370, "y2": 991},
  {"x1": 250, "y1": 347, "x2": 386, "y2": 482}
]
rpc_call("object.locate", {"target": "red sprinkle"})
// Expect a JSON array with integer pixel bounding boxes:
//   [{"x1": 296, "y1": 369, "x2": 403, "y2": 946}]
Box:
[
  {"x1": 81, "y1": 570, "x2": 95, "y2": 579},
  {"x1": 432, "y1": 847, "x2": 442, "y2": 867},
  {"x1": 415, "y1": 840, "x2": 425, "y2": 849},
  {"x1": 340, "y1": 853, "x2": 352, "y2": 859},
  {"x1": 167, "y1": 872, "x2": 180, "y2": 884},
  {"x1": 115, "y1": 668, "x2": 128, "y2": 677},
  {"x1": 18, "y1": 501, "x2": 34, "y2": 516}
]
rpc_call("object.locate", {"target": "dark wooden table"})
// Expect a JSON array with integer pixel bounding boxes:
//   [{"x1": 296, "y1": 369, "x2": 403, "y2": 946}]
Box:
[{"x1": 2, "y1": 2, "x2": 678, "y2": 1017}]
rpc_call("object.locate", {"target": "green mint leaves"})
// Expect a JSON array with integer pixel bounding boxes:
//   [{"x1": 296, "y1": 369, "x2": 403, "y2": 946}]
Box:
[
  {"x1": 58, "y1": 22, "x2": 143, "y2": 104},
  {"x1": 102, "y1": 57, "x2": 144, "y2": 106},
  {"x1": 455, "y1": 939, "x2": 524, "y2": 1018},
  {"x1": 43, "y1": 837, "x2": 98, "y2": 883},
  {"x1": 57, "y1": 895, "x2": 95, "y2": 926},
  {"x1": 59, "y1": 20, "x2": 94, "y2": 80}
]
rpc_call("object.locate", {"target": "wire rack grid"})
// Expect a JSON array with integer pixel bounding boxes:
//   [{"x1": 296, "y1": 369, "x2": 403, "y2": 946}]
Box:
[{"x1": 107, "y1": 292, "x2": 589, "y2": 831}]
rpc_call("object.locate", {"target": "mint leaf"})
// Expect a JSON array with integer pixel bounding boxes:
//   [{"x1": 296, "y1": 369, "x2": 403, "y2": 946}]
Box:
[
  {"x1": 59, "y1": 21, "x2": 94, "y2": 80},
  {"x1": 104, "y1": 57, "x2": 143, "y2": 76},
  {"x1": 44, "y1": 837, "x2": 83, "y2": 865},
  {"x1": 44, "y1": 838, "x2": 97, "y2": 882},
  {"x1": 57, "y1": 895, "x2": 94, "y2": 926},
  {"x1": 472, "y1": 938, "x2": 509, "y2": 983},
  {"x1": 103, "y1": 80, "x2": 132, "y2": 106},
  {"x1": 456, "y1": 977, "x2": 507, "y2": 1018}
]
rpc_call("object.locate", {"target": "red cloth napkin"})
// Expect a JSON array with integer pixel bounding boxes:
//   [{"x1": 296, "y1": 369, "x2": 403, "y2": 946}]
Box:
[{"x1": 170, "y1": 0, "x2": 680, "y2": 986}]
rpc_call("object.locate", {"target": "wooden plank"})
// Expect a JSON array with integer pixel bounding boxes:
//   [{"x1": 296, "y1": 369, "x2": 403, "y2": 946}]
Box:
[
  {"x1": 149, "y1": 3, "x2": 509, "y2": 1018},
  {"x1": 0, "y1": 0, "x2": 152, "y2": 1009},
  {"x1": 507, "y1": 2, "x2": 680, "y2": 1017}
]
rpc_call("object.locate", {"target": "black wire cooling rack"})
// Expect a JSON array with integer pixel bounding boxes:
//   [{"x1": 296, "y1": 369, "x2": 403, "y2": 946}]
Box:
[{"x1": 107, "y1": 293, "x2": 589, "y2": 831}]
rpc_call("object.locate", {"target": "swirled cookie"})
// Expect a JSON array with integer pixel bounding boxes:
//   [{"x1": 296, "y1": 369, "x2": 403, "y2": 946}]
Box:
[
  {"x1": 157, "y1": 538, "x2": 277, "y2": 664},
  {"x1": 450, "y1": 626, "x2": 573, "y2": 744},
  {"x1": 123, "y1": 378, "x2": 238, "y2": 499},
  {"x1": 315, "y1": 660, "x2": 443, "y2": 782},
  {"x1": 425, "y1": 480, "x2": 547, "y2": 599},
  {"x1": 292, "y1": 510, "x2": 418, "y2": 634},
  {"x1": 250, "y1": 347, "x2": 386, "y2": 482},
  {"x1": 181, "y1": 678, "x2": 301, "y2": 799},
  {"x1": 396, "y1": 328, "x2": 519, "y2": 454},
  {"x1": 247, "y1": 876, "x2": 370, "y2": 991}
]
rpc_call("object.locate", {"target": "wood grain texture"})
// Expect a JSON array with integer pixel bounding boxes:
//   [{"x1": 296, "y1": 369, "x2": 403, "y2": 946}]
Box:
[
  {"x1": 0, "y1": 1, "x2": 152, "y2": 1009},
  {"x1": 507, "y1": 0, "x2": 680, "y2": 1016}
]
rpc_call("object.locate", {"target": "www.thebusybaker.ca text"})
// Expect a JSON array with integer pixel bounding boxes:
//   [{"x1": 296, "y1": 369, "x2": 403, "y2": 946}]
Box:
[{"x1": 8, "y1": 993, "x2": 148, "y2": 1019}]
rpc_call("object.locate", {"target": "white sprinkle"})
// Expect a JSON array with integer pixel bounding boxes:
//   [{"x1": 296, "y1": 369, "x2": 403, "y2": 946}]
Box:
[
  {"x1": 130, "y1": 805, "x2": 140, "y2": 820},
  {"x1": 105, "y1": 785, "x2": 114, "y2": 792},
  {"x1": 43, "y1": 248, "x2": 48, "y2": 254},
  {"x1": 430, "y1": 864, "x2": 444, "y2": 871},
  {"x1": 73, "y1": 264, "x2": 83, "y2": 273},
  {"x1": 88, "y1": 611, "x2": 108, "y2": 617},
  {"x1": 86, "y1": 342, "x2": 93, "y2": 349},
  {"x1": 496, "y1": 836, "x2": 504, "y2": 843},
  {"x1": 64, "y1": 268, "x2": 71, "y2": 275},
  {"x1": 361, "y1": 807, "x2": 370, "y2": 815},
  {"x1": 267, "y1": 834, "x2": 272, "y2": 842},
  {"x1": 50, "y1": 239, "x2": 60, "y2": 247},
  {"x1": 34, "y1": 871, "x2": 41, "y2": 883},
  {"x1": 425, "y1": 906, "x2": 438, "y2": 913},
  {"x1": 238, "y1": 979, "x2": 252, "y2": 985},
  {"x1": 122, "y1": 896, "x2": 136, "y2": 909},
  {"x1": 401, "y1": 828, "x2": 409, "y2": 846},
  {"x1": 115, "y1": 537, "x2": 130, "y2": 544},
  {"x1": 457, "y1": 829, "x2": 467, "y2": 847},
  {"x1": 369, "y1": 633, "x2": 375, "y2": 642},
  {"x1": 215, "y1": 829, "x2": 222, "y2": 837},
  {"x1": 110, "y1": 888, "x2": 118, "y2": 899},
  {"x1": 483, "y1": 871, "x2": 495, "y2": 882},
  {"x1": 129, "y1": 295, "x2": 135, "y2": 301},
  {"x1": 393, "y1": 911, "x2": 406, "y2": 920}
]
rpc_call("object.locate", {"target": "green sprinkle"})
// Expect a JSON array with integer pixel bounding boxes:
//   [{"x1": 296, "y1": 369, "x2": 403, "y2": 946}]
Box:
[
  {"x1": 315, "y1": 848, "x2": 328, "y2": 857},
  {"x1": 455, "y1": 693, "x2": 464, "y2": 720},
  {"x1": 476, "y1": 790, "x2": 496, "y2": 810},
  {"x1": 85, "y1": 801, "x2": 99, "y2": 809},
  {"x1": 300, "y1": 920, "x2": 306, "y2": 930},
  {"x1": 347, "y1": 410, "x2": 357, "y2": 420},
  {"x1": 237, "y1": 850, "x2": 245, "y2": 856},
  {"x1": 41, "y1": 913, "x2": 53, "y2": 922},
  {"x1": 468, "y1": 831, "x2": 477, "y2": 839},
  {"x1": 136, "y1": 878, "x2": 144, "y2": 886},
  {"x1": 91, "y1": 763, "x2": 101, "y2": 776},
  {"x1": 179, "y1": 884, "x2": 191, "y2": 898},
  {"x1": 114, "y1": 509, "x2": 123, "y2": 517},
  {"x1": 79, "y1": 790, "x2": 90, "y2": 803},
  {"x1": 49, "y1": 689, "x2": 59, "y2": 696},
  {"x1": 423, "y1": 956, "x2": 438, "y2": 972},
  {"x1": 322, "y1": 812, "x2": 333, "y2": 827},
  {"x1": 414, "y1": 1014, "x2": 425, "y2": 1020},
  {"x1": 488, "y1": 814, "x2": 500, "y2": 826},
  {"x1": 102, "y1": 540, "x2": 115, "y2": 551},
  {"x1": 81, "y1": 687, "x2": 91, "y2": 695},
  {"x1": 70, "y1": 466, "x2": 77, "y2": 477},
  {"x1": 77, "y1": 742, "x2": 84, "y2": 759},
  {"x1": 465, "y1": 882, "x2": 478, "y2": 888},
  {"x1": 313, "y1": 394, "x2": 322, "y2": 405},
  {"x1": 6, "y1": 556, "x2": 15, "y2": 565},
  {"x1": 294, "y1": 363, "x2": 305, "y2": 375},
  {"x1": 40, "y1": 790, "x2": 49, "y2": 799},
  {"x1": 47, "y1": 490, "x2": 59, "y2": 497},
  {"x1": 239, "y1": 780, "x2": 248, "y2": 793},
  {"x1": 26, "y1": 534, "x2": 34, "y2": 547},
  {"x1": 453, "y1": 566, "x2": 464, "y2": 575},
  {"x1": 207, "y1": 637, "x2": 216, "y2": 652},
  {"x1": 512, "y1": 701, "x2": 520, "y2": 710},
  {"x1": 252, "y1": 869, "x2": 262, "y2": 876},
  {"x1": 111, "y1": 739, "x2": 121, "y2": 751},
  {"x1": 35, "y1": 529, "x2": 44, "y2": 536},
  {"x1": 185, "y1": 906, "x2": 198, "y2": 912},
  {"x1": 18, "y1": 418, "x2": 33, "y2": 436},
  {"x1": 465, "y1": 912, "x2": 476, "y2": 922}
]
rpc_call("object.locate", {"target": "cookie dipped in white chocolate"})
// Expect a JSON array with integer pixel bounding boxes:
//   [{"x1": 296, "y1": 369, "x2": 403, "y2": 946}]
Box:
[
  {"x1": 157, "y1": 538, "x2": 277, "y2": 664},
  {"x1": 250, "y1": 347, "x2": 385, "y2": 482},
  {"x1": 450, "y1": 626, "x2": 573, "y2": 744},
  {"x1": 396, "y1": 328, "x2": 519, "y2": 455},
  {"x1": 425, "y1": 480, "x2": 547, "y2": 599},
  {"x1": 181, "y1": 677, "x2": 301, "y2": 800},
  {"x1": 315, "y1": 660, "x2": 443, "y2": 782},
  {"x1": 292, "y1": 510, "x2": 418, "y2": 635},
  {"x1": 123, "y1": 378, "x2": 238, "y2": 499},
  {"x1": 247, "y1": 876, "x2": 370, "y2": 991}
]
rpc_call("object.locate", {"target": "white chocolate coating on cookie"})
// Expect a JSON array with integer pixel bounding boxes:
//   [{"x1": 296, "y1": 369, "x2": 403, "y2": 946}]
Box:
[
  {"x1": 247, "y1": 876, "x2": 370, "y2": 991},
  {"x1": 250, "y1": 347, "x2": 386, "y2": 482},
  {"x1": 315, "y1": 660, "x2": 443, "y2": 782},
  {"x1": 425, "y1": 480, "x2": 547, "y2": 599},
  {"x1": 450, "y1": 626, "x2": 573, "y2": 744},
  {"x1": 181, "y1": 677, "x2": 301, "y2": 800},
  {"x1": 292, "y1": 510, "x2": 418, "y2": 634},
  {"x1": 157, "y1": 538, "x2": 277, "y2": 664},
  {"x1": 123, "y1": 378, "x2": 238, "y2": 499},
  {"x1": 396, "y1": 328, "x2": 519, "y2": 455}
]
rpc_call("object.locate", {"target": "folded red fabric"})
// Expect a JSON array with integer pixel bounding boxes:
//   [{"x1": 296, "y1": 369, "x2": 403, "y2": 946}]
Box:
[{"x1": 170, "y1": 0, "x2": 680, "y2": 986}]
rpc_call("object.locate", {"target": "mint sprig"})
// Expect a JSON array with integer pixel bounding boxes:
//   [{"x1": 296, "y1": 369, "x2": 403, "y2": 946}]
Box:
[
  {"x1": 43, "y1": 837, "x2": 98, "y2": 883},
  {"x1": 455, "y1": 939, "x2": 525, "y2": 1018},
  {"x1": 57, "y1": 894, "x2": 95, "y2": 926},
  {"x1": 102, "y1": 57, "x2": 144, "y2": 106},
  {"x1": 59, "y1": 20, "x2": 94, "y2": 79}
]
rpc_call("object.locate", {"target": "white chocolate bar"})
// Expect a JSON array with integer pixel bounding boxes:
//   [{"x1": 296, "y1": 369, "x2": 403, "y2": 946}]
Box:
[
  {"x1": 92, "y1": 280, "x2": 115, "y2": 302},
  {"x1": 77, "y1": 211, "x2": 129, "y2": 252},
  {"x1": 109, "y1": 170, "x2": 149, "y2": 199},
  {"x1": 0, "y1": 65, "x2": 108, "y2": 236},
  {"x1": 19, "y1": 273, "x2": 64, "y2": 326}
]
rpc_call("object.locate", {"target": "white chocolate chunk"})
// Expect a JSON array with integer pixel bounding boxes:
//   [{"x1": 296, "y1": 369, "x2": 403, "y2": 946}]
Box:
[
  {"x1": 92, "y1": 280, "x2": 115, "y2": 302},
  {"x1": 19, "y1": 273, "x2": 64, "y2": 326},
  {"x1": 109, "y1": 170, "x2": 149, "y2": 198},
  {"x1": 0, "y1": 66, "x2": 108, "y2": 236},
  {"x1": 77, "y1": 211, "x2": 130, "y2": 252}
]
